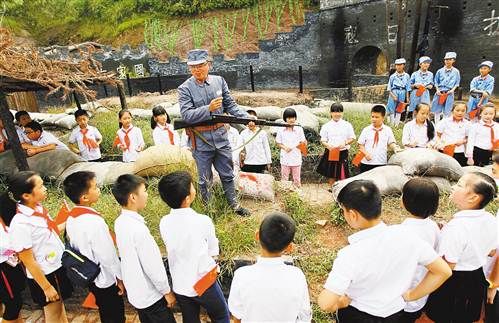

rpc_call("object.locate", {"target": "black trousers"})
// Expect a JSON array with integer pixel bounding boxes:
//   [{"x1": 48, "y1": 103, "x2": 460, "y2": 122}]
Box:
[
  {"x1": 338, "y1": 306, "x2": 404, "y2": 322},
  {"x1": 473, "y1": 147, "x2": 493, "y2": 167},
  {"x1": 89, "y1": 282, "x2": 126, "y2": 323},
  {"x1": 359, "y1": 163, "x2": 383, "y2": 173},
  {"x1": 485, "y1": 292, "x2": 499, "y2": 323},
  {"x1": 137, "y1": 297, "x2": 176, "y2": 323},
  {"x1": 399, "y1": 309, "x2": 423, "y2": 323},
  {"x1": 241, "y1": 164, "x2": 266, "y2": 173},
  {"x1": 175, "y1": 282, "x2": 229, "y2": 323}
]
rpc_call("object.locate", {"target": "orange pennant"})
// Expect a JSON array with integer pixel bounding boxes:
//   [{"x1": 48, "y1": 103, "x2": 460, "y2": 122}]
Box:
[
  {"x1": 298, "y1": 142, "x2": 307, "y2": 156},
  {"x1": 442, "y1": 144, "x2": 455, "y2": 157},
  {"x1": 193, "y1": 266, "x2": 218, "y2": 296},
  {"x1": 468, "y1": 109, "x2": 479, "y2": 120},
  {"x1": 54, "y1": 200, "x2": 70, "y2": 226},
  {"x1": 328, "y1": 148, "x2": 340, "y2": 161},
  {"x1": 438, "y1": 93, "x2": 448, "y2": 105},
  {"x1": 82, "y1": 292, "x2": 99, "y2": 309},
  {"x1": 352, "y1": 151, "x2": 365, "y2": 167},
  {"x1": 415, "y1": 85, "x2": 426, "y2": 97},
  {"x1": 396, "y1": 101, "x2": 407, "y2": 113}
]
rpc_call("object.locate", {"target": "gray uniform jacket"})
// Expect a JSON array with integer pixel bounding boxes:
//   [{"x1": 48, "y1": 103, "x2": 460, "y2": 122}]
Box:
[{"x1": 178, "y1": 75, "x2": 248, "y2": 151}]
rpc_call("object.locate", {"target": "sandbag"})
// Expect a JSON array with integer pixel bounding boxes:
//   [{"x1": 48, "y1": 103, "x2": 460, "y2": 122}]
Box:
[
  {"x1": 425, "y1": 176, "x2": 454, "y2": 194},
  {"x1": 54, "y1": 115, "x2": 77, "y2": 130},
  {"x1": 153, "y1": 101, "x2": 173, "y2": 110},
  {"x1": 388, "y1": 148, "x2": 463, "y2": 181},
  {"x1": 133, "y1": 145, "x2": 197, "y2": 178},
  {"x1": 237, "y1": 172, "x2": 275, "y2": 202},
  {"x1": 65, "y1": 101, "x2": 102, "y2": 114},
  {"x1": 39, "y1": 113, "x2": 66, "y2": 126},
  {"x1": 129, "y1": 108, "x2": 153, "y2": 119},
  {"x1": 284, "y1": 105, "x2": 320, "y2": 133},
  {"x1": 332, "y1": 165, "x2": 409, "y2": 199},
  {"x1": 28, "y1": 150, "x2": 84, "y2": 179},
  {"x1": 247, "y1": 106, "x2": 282, "y2": 120},
  {"x1": 58, "y1": 161, "x2": 135, "y2": 186},
  {"x1": 29, "y1": 112, "x2": 54, "y2": 122},
  {"x1": 461, "y1": 165, "x2": 493, "y2": 178},
  {"x1": 165, "y1": 103, "x2": 181, "y2": 119}
]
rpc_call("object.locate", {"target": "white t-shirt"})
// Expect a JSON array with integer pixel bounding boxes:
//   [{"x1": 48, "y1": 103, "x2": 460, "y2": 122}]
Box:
[
  {"x1": 357, "y1": 125, "x2": 396, "y2": 165},
  {"x1": 227, "y1": 126, "x2": 243, "y2": 168},
  {"x1": 465, "y1": 120, "x2": 498, "y2": 157},
  {"x1": 152, "y1": 124, "x2": 180, "y2": 146},
  {"x1": 402, "y1": 120, "x2": 435, "y2": 148},
  {"x1": 324, "y1": 222, "x2": 438, "y2": 317},
  {"x1": 160, "y1": 208, "x2": 219, "y2": 297},
  {"x1": 436, "y1": 117, "x2": 470, "y2": 153},
  {"x1": 319, "y1": 119, "x2": 356, "y2": 151},
  {"x1": 228, "y1": 257, "x2": 312, "y2": 322},
  {"x1": 438, "y1": 209, "x2": 497, "y2": 271},
  {"x1": 240, "y1": 128, "x2": 272, "y2": 166},
  {"x1": 9, "y1": 204, "x2": 64, "y2": 278},
  {"x1": 68, "y1": 126, "x2": 102, "y2": 161},
  {"x1": 276, "y1": 126, "x2": 307, "y2": 166},
  {"x1": 400, "y1": 218, "x2": 440, "y2": 312},
  {"x1": 115, "y1": 126, "x2": 145, "y2": 163},
  {"x1": 30, "y1": 131, "x2": 69, "y2": 150}
]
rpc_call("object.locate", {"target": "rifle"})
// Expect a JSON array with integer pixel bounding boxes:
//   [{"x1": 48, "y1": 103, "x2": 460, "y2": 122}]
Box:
[{"x1": 173, "y1": 114, "x2": 296, "y2": 130}]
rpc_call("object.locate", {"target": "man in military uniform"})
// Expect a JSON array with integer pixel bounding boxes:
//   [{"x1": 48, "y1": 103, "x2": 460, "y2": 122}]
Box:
[{"x1": 178, "y1": 49, "x2": 250, "y2": 216}]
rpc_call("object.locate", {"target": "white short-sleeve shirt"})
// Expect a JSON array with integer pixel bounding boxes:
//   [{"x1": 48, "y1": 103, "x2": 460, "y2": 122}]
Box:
[
  {"x1": 401, "y1": 218, "x2": 440, "y2": 312},
  {"x1": 319, "y1": 119, "x2": 356, "y2": 151},
  {"x1": 438, "y1": 209, "x2": 497, "y2": 271},
  {"x1": 160, "y1": 208, "x2": 219, "y2": 297},
  {"x1": 240, "y1": 128, "x2": 272, "y2": 166},
  {"x1": 68, "y1": 126, "x2": 102, "y2": 161},
  {"x1": 276, "y1": 126, "x2": 306, "y2": 166},
  {"x1": 31, "y1": 131, "x2": 69, "y2": 151},
  {"x1": 227, "y1": 126, "x2": 243, "y2": 166},
  {"x1": 324, "y1": 222, "x2": 438, "y2": 317},
  {"x1": 115, "y1": 126, "x2": 145, "y2": 163},
  {"x1": 114, "y1": 209, "x2": 171, "y2": 309},
  {"x1": 15, "y1": 125, "x2": 29, "y2": 143},
  {"x1": 0, "y1": 223, "x2": 14, "y2": 264},
  {"x1": 66, "y1": 206, "x2": 121, "y2": 289},
  {"x1": 402, "y1": 120, "x2": 435, "y2": 148},
  {"x1": 152, "y1": 124, "x2": 180, "y2": 146},
  {"x1": 9, "y1": 204, "x2": 64, "y2": 278},
  {"x1": 436, "y1": 118, "x2": 470, "y2": 153},
  {"x1": 357, "y1": 125, "x2": 396, "y2": 165},
  {"x1": 228, "y1": 257, "x2": 311, "y2": 322},
  {"x1": 465, "y1": 121, "x2": 498, "y2": 157}
]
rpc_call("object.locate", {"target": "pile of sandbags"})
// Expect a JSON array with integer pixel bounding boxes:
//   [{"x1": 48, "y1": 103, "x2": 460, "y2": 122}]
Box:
[
  {"x1": 134, "y1": 145, "x2": 197, "y2": 179},
  {"x1": 57, "y1": 161, "x2": 135, "y2": 186},
  {"x1": 237, "y1": 172, "x2": 275, "y2": 202}
]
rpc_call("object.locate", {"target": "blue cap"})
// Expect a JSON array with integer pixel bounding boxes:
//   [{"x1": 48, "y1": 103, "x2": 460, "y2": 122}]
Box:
[
  {"x1": 187, "y1": 49, "x2": 209, "y2": 66},
  {"x1": 478, "y1": 60, "x2": 493, "y2": 69},
  {"x1": 444, "y1": 52, "x2": 457, "y2": 59},
  {"x1": 394, "y1": 58, "x2": 406, "y2": 65},
  {"x1": 419, "y1": 56, "x2": 432, "y2": 64}
]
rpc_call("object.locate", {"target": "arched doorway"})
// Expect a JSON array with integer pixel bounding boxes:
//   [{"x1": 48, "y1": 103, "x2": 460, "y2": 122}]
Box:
[{"x1": 352, "y1": 46, "x2": 388, "y2": 75}]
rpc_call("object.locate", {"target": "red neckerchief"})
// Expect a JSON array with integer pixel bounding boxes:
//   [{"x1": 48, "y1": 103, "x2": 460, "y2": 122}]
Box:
[
  {"x1": 80, "y1": 128, "x2": 98, "y2": 150},
  {"x1": 160, "y1": 125, "x2": 175, "y2": 145},
  {"x1": 18, "y1": 204, "x2": 59, "y2": 235},
  {"x1": 483, "y1": 122, "x2": 495, "y2": 149},
  {"x1": 68, "y1": 206, "x2": 101, "y2": 218},
  {"x1": 372, "y1": 126, "x2": 382, "y2": 147}
]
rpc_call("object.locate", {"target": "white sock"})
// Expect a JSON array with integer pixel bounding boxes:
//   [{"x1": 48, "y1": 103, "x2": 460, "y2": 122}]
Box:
[{"x1": 394, "y1": 113, "x2": 402, "y2": 126}]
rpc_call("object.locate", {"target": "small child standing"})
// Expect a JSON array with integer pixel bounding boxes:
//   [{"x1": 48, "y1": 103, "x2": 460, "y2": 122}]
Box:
[
  {"x1": 225, "y1": 123, "x2": 243, "y2": 173},
  {"x1": 467, "y1": 60, "x2": 495, "y2": 121},
  {"x1": 68, "y1": 110, "x2": 103, "y2": 161},
  {"x1": 317, "y1": 180, "x2": 451, "y2": 319},
  {"x1": 400, "y1": 178, "x2": 441, "y2": 322},
  {"x1": 112, "y1": 174, "x2": 176, "y2": 323},
  {"x1": 426, "y1": 172, "x2": 497, "y2": 323},
  {"x1": 276, "y1": 108, "x2": 307, "y2": 188},
  {"x1": 466, "y1": 104, "x2": 498, "y2": 166},
  {"x1": 408, "y1": 56, "x2": 434, "y2": 115},
  {"x1": 386, "y1": 58, "x2": 411, "y2": 126},
  {"x1": 228, "y1": 213, "x2": 311, "y2": 322},
  {"x1": 113, "y1": 110, "x2": 145, "y2": 163},
  {"x1": 356, "y1": 105, "x2": 400, "y2": 173},
  {"x1": 23, "y1": 121, "x2": 69, "y2": 156},
  {"x1": 158, "y1": 171, "x2": 230, "y2": 323},
  {"x1": 63, "y1": 171, "x2": 125, "y2": 323},
  {"x1": 431, "y1": 52, "x2": 461, "y2": 124},
  {"x1": 240, "y1": 110, "x2": 272, "y2": 174},
  {"x1": 435, "y1": 102, "x2": 470, "y2": 166},
  {"x1": 402, "y1": 103, "x2": 436, "y2": 148},
  {"x1": 151, "y1": 106, "x2": 180, "y2": 146},
  {"x1": 316, "y1": 102, "x2": 356, "y2": 187}
]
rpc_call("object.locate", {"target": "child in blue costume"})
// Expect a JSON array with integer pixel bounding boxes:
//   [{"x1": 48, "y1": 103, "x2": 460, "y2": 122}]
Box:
[
  {"x1": 431, "y1": 52, "x2": 461, "y2": 124},
  {"x1": 386, "y1": 58, "x2": 411, "y2": 127},
  {"x1": 467, "y1": 60, "x2": 495, "y2": 121},
  {"x1": 409, "y1": 56, "x2": 434, "y2": 116}
]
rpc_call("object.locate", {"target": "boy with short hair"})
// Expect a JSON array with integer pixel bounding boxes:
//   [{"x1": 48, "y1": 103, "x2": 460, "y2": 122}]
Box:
[
  {"x1": 158, "y1": 171, "x2": 229, "y2": 322},
  {"x1": 228, "y1": 213, "x2": 311, "y2": 322},
  {"x1": 68, "y1": 110, "x2": 103, "y2": 161},
  {"x1": 22, "y1": 120, "x2": 69, "y2": 156},
  {"x1": 240, "y1": 110, "x2": 272, "y2": 173},
  {"x1": 318, "y1": 180, "x2": 451, "y2": 320},
  {"x1": 112, "y1": 174, "x2": 176, "y2": 323},
  {"x1": 467, "y1": 60, "x2": 495, "y2": 120},
  {"x1": 356, "y1": 105, "x2": 401, "y2": 173},
  {"x1": 14, "y1": 110, "x2": 31, "y2": 143},
  {"x1": 63, "y1": 171, "x2": 125, "y2": 323}
]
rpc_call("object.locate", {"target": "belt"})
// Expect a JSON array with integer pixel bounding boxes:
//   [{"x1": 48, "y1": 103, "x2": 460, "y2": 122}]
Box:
[{"x1": 186, "y1": 123, "x2": 224, "y2": 150}]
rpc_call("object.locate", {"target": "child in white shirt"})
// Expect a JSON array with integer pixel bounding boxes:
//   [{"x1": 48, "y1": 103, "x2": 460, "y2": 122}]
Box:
[
  {"x1": 240, "y1": 110, "x2": 272, "y2": 174},
  {"x1": 400, "y1": 178, "x2": 441, "y2": 322},
  {"x1": 22, "y1": 121, "x2": 69, "y2": 157},
  {"x1": 68, "y1": 109, "x2": 103, "y2": 161},
  {"x1": 402, "y1": 103, "x2": 436, "y2": 148},
  {"x1": 228, "y1": 212, "x2": 311, "y2": 322},
  {"x1": 113, "y1": 110, "x2": 145, "y2": 163},
  {"x1": 14, "y1": 110, "x2": 31, "y2": 144},
  {"x1": 466, "y1": 104, "x2": 498, "y2": 166},
  {"x1": 426, "y1": 172, "x2": 497, "y2": 322},
  {"x1": 151, "y1": 106, "x2": 180, "y2": 146},
  {"x1": 276, "y1": 108, "x2": 307, "y2": 188},
  {"x1": 435, "y1": 102, "x2": 470, "y2": 166},
  {"x1": 112, "y1": 174, "x2": 175, "y2": 323},
  {"x1": 316, "y1": 103, "x2": 356, "y2": 187},
  {"x1": 318, "y1": 180, "x2": 451, "y2": 320},
  {"x1": 63, "y1": 171, "x2": 125, "y2": 323},
  {"x1": 226, "y1": 124, "x2": 243, "y2": 172},
  {"x1": 158, "y1": 171, "x2": 229, "y2": 322}
]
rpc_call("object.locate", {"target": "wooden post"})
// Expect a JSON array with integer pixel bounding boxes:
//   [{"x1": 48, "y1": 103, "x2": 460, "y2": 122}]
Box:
[
  {"x1": 396, "y1": 0, "x2": 404, "y2": 59},
  {"x1": 0, "y1": 93, "x2": 29, "y2": 171},
  {"x1": 73, "y1": 92, "x2": 82, "y2": 110},
  {"x1": 249, "y1": 65, "x2": 255, "y2": 92},
  {"x1": 126, "y1": 74, "x2": 133, "y2": 96},
  {"x1": 408, "y1": 0, "x2": 423, "y2": 74},
  {"x1": 103, "y1": 84, "x2": 109, "y2": 97},
  {"x1": 298, "y1": 66, "x2": 303, "y2": 94},
  {"x1": 117, "y1": 81, "x2": 128, "y2": 110},
  {"x1": 157, "y1": 75, "x2": 163, "y2": 95}
]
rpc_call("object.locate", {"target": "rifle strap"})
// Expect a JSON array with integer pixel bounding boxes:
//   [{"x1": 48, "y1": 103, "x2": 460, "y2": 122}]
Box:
[{"x1": 188, "y1": 127, "x2": 263, "y2": 153}]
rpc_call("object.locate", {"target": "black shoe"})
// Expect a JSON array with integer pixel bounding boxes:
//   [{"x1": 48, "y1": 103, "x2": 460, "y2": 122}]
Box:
[{"x1": 234, "y1": 206, "x2": 251, "y2": 217}]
